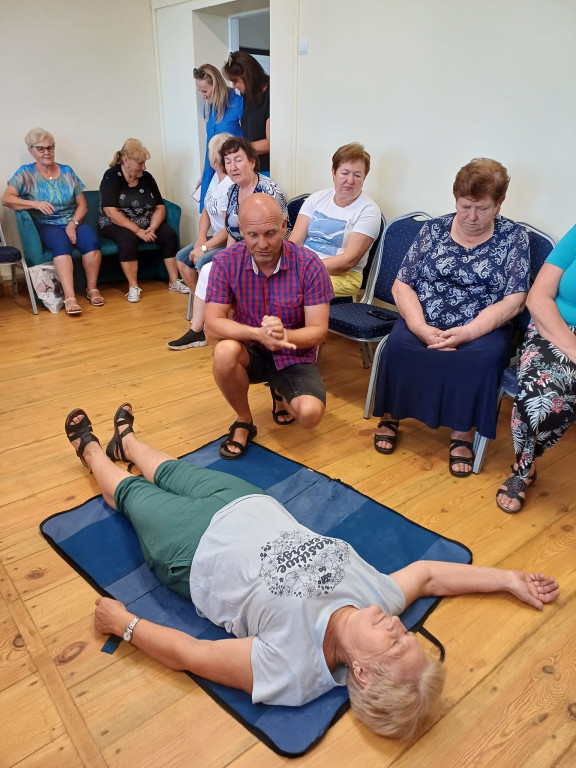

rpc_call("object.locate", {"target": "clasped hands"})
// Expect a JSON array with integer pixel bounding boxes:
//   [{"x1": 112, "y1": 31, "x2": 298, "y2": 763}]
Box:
[
  {"x1": 136, "y1": 226, "x2": 157, "y2": 243},
  {"x1": 418, "y1": 322, "x2": 473, "y2": 351},
  {"x1": 259, "y1": 315, "x2": 297, "y2": 351}
]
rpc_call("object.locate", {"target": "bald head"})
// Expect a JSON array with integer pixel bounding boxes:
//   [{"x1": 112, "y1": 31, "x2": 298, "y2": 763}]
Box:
[
  {"x1": 238, "y1": 194, "x2": 287, "y2": 272},
  {"x1": 239, "y1": 193, "x2": 284, "y2": 227}
]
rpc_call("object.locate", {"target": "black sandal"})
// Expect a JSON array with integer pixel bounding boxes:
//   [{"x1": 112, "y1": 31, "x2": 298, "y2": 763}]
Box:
[
  {"x1": 496, "y1": 465, "x2": 538, "y2": 514},
  {"x1": 270, "y1": 387, "x2": 295, "y2": 425},
  {"x1": 106, "y1": 402, "x2": 135, "y2": 468},
  {"x1": 219, "y1": 421, "x2": 257, "y2": 460},
  {"x1": 65, "y1": 408, "x2": 100, "y2": 468},
  {"x1": 449, "y1": 439, "x2": 475, "y2": 478},
  {"x1": 374, "y1": 420, "x2": 399, "y2": 454}
]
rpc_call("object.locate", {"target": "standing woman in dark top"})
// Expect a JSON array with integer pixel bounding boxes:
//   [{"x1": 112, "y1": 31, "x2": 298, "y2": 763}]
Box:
[
  {"x1": 222, "y1": 52, "x2": 270, "y2": 174},
  {"x1": 98, "y1": 139, "x2": 183, "y2": 303}
]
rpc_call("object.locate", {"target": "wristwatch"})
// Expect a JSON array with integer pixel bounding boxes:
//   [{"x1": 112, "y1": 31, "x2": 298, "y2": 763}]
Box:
[
  {"x1": 201, "y1": 244, "x2": 208, "y2": 252},
  {"x1": 73, "y1": 220, "x2": 79, "y2": 226},
  {"x1": 122, "y1": 616, "x2": 141, "y2": 643}
]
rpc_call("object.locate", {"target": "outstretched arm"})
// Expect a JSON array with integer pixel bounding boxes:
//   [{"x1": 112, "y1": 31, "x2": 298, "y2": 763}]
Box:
[
  {"x1": 95, "y1": 597, "x2": 254, "y2": 693},
  {"x1": 390, "y1": 561, "x2": 559, "y2": 611}
]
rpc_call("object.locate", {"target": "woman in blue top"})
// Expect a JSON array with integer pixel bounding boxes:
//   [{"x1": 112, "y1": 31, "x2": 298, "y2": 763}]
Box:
[
  {"x1": 194, "y1": 64, "x2": 243, "y2": 211},
  {"x1": 496, "y1": 226, "x2": 576, "y2": 512},
  {"x1": 372, "y1": 159, "x2": 530, "y2": 477},
  {"x1": 2, "y1": 128, "x2": 103, "y2": 315}
]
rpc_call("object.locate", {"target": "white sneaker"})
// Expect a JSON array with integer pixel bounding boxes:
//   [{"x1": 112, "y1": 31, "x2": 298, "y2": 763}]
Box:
[
  {"x1": 126, "y1": 286, "x2": 142, "y2": 303},
  {"x1": 168, "y1": 279, "x2": 190, "y2": 294}
]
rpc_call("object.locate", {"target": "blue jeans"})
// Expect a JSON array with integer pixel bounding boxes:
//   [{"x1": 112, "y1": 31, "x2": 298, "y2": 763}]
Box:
[{"x1": 176, "y1": 243, "x2": 222, "y2": 271}]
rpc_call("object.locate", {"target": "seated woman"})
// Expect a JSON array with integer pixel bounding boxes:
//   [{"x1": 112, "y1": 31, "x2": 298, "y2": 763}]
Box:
[
  {"x1": 193, "y1": 64, "x2": 242, "y2": 211},
  {"x1": 2, "y1": 127, "x2": 103, "y2": 315},
  {"x1": 372, "y1": 158, "x2": 530, "y2": 477},
  {"x1": 167, "y1": 133, "x2": 233, "y2": 350},
  {"x1": 289, "y1": 142, "x2": 381, "y2": 298},
  {"x1": 65, "y1": 404, "x2": 558, "y2": 739},
  {"x1": 168, "y1": 137, "x2": 287, "y2": 352},
  {"x1": 98, "y1": 139, "x2": 184, "y2": 303},
  {"x1": 222, "y1": 136, "x2": 286, "y2": 245},
  {"x1": 496, "y1": 225, "x2": 576, "y2": 512},
  {"x1": 222, "y1": 52, "x2": 270, "y2": 174}
]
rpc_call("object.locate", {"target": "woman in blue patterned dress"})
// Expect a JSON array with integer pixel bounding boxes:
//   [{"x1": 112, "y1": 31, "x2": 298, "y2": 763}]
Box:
[
  {"x1": 2, "y1": 128, "x2": 103, "y2": 315},
  {"x1": 194, "y1": 64, "x2": 243, "y2": 211},
  {"x1": 496, "y1": 226, "x2": 576, "y2": 512},
  {"x1": 372, "y1": 159, "x2": 530, "y2": 477}
]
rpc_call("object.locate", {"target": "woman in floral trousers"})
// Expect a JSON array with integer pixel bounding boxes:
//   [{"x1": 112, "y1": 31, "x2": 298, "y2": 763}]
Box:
[{"x1": 496, "y1": 225, "x2": 576, "y2": 513}]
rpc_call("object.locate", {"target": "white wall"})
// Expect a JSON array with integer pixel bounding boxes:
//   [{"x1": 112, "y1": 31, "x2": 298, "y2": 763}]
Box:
[
  {"x1": 0, "y1": 0, "x2": 164, "y2": 247},
  {"x1": 272, "y1": 0, "x2": 576, "y2": 241}
]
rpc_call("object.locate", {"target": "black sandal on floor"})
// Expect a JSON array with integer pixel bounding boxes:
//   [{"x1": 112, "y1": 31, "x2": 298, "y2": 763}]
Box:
[
  {"x1": 106, "y1": 402, "x2": 135, "y2": 468},
  {"x1": 219, "y1": 421, "x2": 257, "y2": 460},
  {"x1": 449, "y1": 439, "x2": 475, "y2": 477},
  {"x1": 496, "y1": 465, "x2": 538, "y2": 514},
  {"x1": 65, "y1": 408, "x2": 100, "y2": 468},
  {"x1": 374, "y1": 420, "x2": 399, "y2": 454},
  {"x1": 270, "y1": 387, "x2": 295, "y2": 425}
]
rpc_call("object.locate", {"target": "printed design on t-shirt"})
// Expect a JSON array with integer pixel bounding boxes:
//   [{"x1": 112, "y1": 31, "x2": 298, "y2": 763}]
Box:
[
  {"x1": 305, "y1": 211, "x2": 346, "y2": 257},
  {"x1": 259, "y1": 530, "x2": 350, "y2": 597}
]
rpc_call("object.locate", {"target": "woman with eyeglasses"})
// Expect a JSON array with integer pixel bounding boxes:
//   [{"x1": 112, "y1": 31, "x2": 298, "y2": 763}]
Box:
[
  {"x1": 222, "y1": 52, "x2": 270, "y2": 174},
  {"x1": 98, "y1": 138, "x2": 183, "y2": 303},
  {"x1": 194, "y1": 64, "x2": 243, "y2": 211},
  {"x1": 2, "y1": 127, "x2": 104, "y2": 315}
]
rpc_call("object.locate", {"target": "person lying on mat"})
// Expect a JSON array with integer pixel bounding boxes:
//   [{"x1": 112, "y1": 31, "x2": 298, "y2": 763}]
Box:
[
  {"x1": 65, "y1": 403, "x2": 559, "y2": 740},
  {"x1": 372, "y1": 158, "x2": 530, "y2": 478},
  {"x1": 204, "y1": 193, "x2": 334, "y2": 459}
]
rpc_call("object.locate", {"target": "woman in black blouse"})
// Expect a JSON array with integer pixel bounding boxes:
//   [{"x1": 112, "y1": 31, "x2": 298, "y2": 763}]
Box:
[
  {"x1": 222, "y1": 52, "x2": 270, "y2": 173},
  {"x1": 98, "y1": 139, "x2": 185, "y2": 302}
]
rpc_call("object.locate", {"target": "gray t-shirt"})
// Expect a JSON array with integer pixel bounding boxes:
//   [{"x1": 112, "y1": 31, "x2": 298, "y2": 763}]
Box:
[{"x1": 189, "y1": 494, "x2": 406, "y2": 706}]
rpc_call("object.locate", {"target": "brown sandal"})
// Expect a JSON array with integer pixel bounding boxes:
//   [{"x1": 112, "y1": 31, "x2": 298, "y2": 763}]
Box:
[{"x1": 374, "y1": 420, "x2": 399, "y2": 454}]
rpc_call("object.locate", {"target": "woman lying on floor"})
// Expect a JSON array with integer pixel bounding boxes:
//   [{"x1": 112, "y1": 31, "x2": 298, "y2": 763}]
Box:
[{"x1": 65, "y1": 404, "x2": 559, "y2": 739}]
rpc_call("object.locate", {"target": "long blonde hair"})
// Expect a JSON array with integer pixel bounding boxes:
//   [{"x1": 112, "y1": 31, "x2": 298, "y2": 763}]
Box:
[{"x1": 195, "y1": 63, "x2": 233, "y2": 124}]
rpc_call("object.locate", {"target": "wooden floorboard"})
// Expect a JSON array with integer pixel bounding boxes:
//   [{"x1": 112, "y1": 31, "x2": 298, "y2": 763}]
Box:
[{"x1": 1, "y1": 279, "x2": 575, "y2": 768}]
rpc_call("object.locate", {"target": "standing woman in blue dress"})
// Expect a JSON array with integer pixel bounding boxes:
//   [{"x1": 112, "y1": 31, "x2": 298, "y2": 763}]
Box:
[
  {"x1": 194, "y1": 64, "x2": 243, "y2": 211},
  {"x1": 372, "y1": 159, "x2": 530, "y2": 477},
  {"x1": 222, "y1": 52, "x2": 270, "y2": 174}
]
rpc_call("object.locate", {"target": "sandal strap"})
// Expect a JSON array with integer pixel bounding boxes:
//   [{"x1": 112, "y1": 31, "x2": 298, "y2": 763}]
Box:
[
  {"x1": 450, "y1": 439, "x2": 474, "y2": 451},
  {"x1": 449, "y1": 454, "x2": 474, "y2": 468},
  {"x1": 377, "y1": 419, "x2": 399, "y2": 434}
]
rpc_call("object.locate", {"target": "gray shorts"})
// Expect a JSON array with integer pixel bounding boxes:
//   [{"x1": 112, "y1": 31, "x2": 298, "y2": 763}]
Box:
[{"x1": 245, "y1": 344, "x2": 326, "y2": 405}]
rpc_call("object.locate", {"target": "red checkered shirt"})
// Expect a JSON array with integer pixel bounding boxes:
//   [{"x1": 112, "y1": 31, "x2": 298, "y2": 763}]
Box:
[{"x1": 206, "y1": 241, "x2": 334, "y2": 370}]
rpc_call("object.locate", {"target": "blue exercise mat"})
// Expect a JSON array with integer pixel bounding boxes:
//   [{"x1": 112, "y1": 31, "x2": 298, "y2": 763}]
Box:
[{"x1": 41, "y1": 439, "x2": 472, "y2": 757}]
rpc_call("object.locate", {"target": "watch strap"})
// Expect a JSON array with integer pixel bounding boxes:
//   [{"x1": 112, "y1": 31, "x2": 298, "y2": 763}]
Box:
[{"x1": 123, "y1": 616, "x2": 141, "y2": 643}]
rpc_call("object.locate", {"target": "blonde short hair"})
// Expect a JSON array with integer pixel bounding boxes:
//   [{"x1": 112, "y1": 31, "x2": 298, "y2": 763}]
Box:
[
  {"x1": 25, "y1": 128, "x2": 55, "y2": 150},
  {"x1": 110, "y1": 138, "x2": 150, "y2": 168},
  {"x1": 346, "y1": 657, "x2": 445, "y2": 739},
  {"x1": 208, "y1": 133, "x2": 233, "y2": 169}
]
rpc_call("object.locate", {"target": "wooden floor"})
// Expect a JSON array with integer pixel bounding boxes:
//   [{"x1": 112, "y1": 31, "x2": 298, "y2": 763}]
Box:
[{"x1": 1, "y1": 279, "x2": 575, "y2": 768}]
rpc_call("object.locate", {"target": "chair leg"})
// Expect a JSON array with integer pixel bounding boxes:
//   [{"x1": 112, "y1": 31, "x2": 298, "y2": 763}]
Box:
[
  {"x1": 186, "y1": 291, "x2": 193, "y2": 322},
  {"x1": 363, "y1": 335, "x2": 389, "y2": 418},
  {"x1": 472, "y1": 385, "x2": 505, "y2": 473},
  {"x1": 11, "y1": 263, "x2": 19, "y2": 297},
  {"x1": 360, "y1": 342, "x2": 373, "y2": 368},
  {"x1": 20, "y1": 257, "x2": 38, "y2": 315}
]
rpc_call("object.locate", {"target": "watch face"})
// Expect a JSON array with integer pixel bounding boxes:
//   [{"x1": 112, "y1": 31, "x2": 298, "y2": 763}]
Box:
[{"x1": 123, "y1": 629, "x2": 131, "y2": 642}]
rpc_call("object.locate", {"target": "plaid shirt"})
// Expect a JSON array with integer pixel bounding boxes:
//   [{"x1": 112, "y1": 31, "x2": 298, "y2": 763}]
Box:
[{"x1": 206, "y1": 241, "x2": 334, "y2": 369}]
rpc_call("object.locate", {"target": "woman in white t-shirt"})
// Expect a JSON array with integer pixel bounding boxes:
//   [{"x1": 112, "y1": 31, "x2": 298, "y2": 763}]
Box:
[
  {"x1": 168, "y1": 133, "x2": 234, "y2": 350},
  {"x1": 289, "y1": 142, "x2": 382, "y2": 298},
  {"x1": 66, "y1": 403, "x2": 560, "y2": 741}
]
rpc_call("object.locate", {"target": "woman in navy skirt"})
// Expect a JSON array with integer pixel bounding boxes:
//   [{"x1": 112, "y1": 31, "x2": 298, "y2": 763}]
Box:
[{"x1": 372, "y1": 158, "x2": 530, "y2": 477}]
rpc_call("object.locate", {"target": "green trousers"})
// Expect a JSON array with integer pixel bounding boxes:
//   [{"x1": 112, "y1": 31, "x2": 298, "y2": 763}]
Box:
[{"x1": 114, "y1": 459, "x2": 263, "y2": 598}]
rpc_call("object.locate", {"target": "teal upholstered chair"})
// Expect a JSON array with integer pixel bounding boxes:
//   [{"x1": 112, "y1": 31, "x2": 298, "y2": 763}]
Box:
[{"x1": 15, "y1": 190, "x2": 181, "y2": 289}]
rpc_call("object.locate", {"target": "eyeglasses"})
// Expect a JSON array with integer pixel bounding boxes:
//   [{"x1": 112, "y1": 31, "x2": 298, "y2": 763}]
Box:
[
  {"x1": 34, "y1": 145, "x2": 55, "y2": 153},
  {"x1": 193, "y1": 68, "x2": 206, "y2": 79}
]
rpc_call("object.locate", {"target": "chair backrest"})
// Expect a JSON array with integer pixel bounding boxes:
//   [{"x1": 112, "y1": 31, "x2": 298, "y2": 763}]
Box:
[
  {"x1": 513, "y1": 221, "x2": 556, "y2": 335},
  {"x1": 286, "y1": 193, "x2": 309, "y2": 232},
  {"x1": 366, "y1": 212, "x2": 432, "y2": 304},
  {"x1": 361, "y1": 213, "x2": 386, "y2": 291}
]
